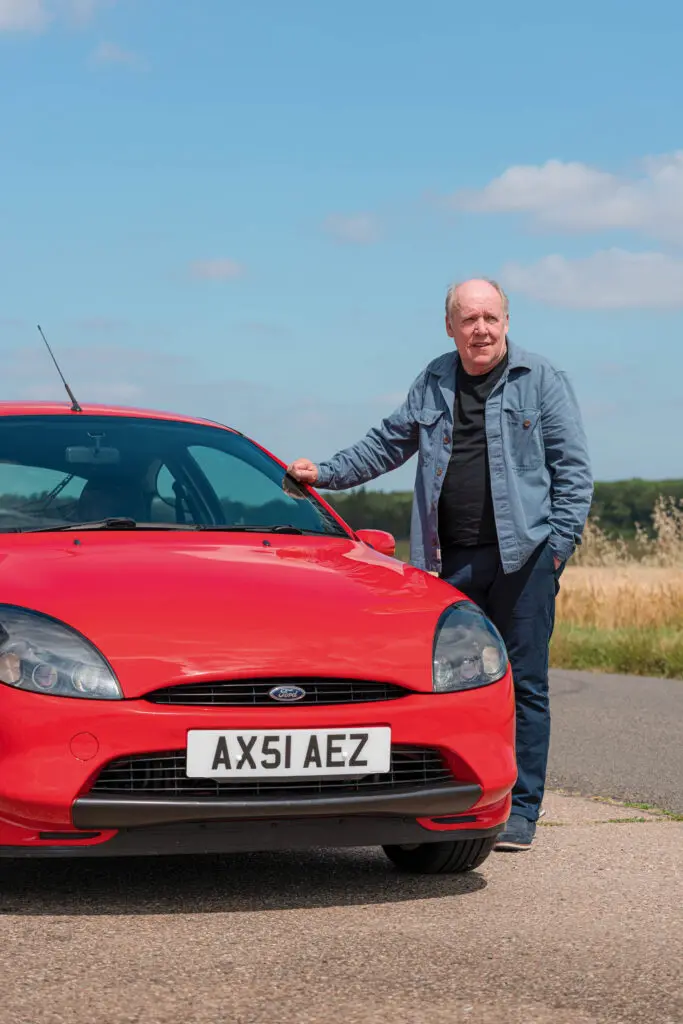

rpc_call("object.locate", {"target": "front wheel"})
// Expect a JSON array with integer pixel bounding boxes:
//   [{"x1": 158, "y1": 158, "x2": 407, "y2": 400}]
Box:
[{"x1": 382, "y1": 836, "x2": 496, "y2": 874}]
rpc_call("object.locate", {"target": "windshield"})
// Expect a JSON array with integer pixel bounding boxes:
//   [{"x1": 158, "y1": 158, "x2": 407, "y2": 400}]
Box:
[{"x1": 0, "y1": 415, "x2": 348, "y2": 537}]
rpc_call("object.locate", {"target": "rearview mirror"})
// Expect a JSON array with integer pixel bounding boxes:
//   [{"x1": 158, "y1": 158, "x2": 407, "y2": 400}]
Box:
[
  {"x1": 355, "y1": 529, "x2": 396, "y2": 557},
  {"x1": 66, "y1": 446, "x2": 121, "y2": 465}
]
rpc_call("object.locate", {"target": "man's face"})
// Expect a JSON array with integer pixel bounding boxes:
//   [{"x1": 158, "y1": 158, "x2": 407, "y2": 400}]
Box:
[{"x1": 445, "y1": 281, "x2": 509, "y2": 375}]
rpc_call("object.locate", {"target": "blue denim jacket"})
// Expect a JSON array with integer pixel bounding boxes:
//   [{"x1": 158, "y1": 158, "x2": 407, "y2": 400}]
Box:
[{"x1": 316, "y1": 339, "x2": 594, "y2": 574}]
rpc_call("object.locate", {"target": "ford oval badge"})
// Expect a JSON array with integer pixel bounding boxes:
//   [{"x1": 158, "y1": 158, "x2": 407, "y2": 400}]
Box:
[{"x1": 269, "y1": 684, "x2": 306, "y2": 703}]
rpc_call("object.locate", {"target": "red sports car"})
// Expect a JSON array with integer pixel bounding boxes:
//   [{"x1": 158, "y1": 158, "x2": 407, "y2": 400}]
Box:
[{"x1": 0, "y1": 402, "x2": 515, "y2": 873}]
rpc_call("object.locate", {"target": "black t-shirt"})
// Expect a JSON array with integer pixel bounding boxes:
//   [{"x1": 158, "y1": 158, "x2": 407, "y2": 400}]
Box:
[{"x1": 438, "y1": 352, "x2": 508, "y2": 549}]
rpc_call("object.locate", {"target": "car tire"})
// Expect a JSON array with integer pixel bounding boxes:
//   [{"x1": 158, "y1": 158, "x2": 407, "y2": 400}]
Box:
[{"x1": 382, "y1": 836, "x2": 496, "y2": 874}]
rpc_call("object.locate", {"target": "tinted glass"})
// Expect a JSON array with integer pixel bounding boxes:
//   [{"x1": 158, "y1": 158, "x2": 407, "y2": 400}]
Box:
[{"x1": 0, "y1": 415, "x2": 347, "y2": 536}]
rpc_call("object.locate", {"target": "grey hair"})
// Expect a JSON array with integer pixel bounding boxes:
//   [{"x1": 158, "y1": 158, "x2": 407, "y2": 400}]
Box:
[{"x1": 445, "y1": 278, "x2": 510, "y2": 318}]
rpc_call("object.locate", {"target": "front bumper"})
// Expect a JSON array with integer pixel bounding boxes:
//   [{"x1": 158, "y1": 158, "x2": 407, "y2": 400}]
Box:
[
  {"x1": 73, "y1": 781, "x2": 483, "y2": 830},
  {"x1": 0, "y1": 674, "x2": 515, "y2": 854}
]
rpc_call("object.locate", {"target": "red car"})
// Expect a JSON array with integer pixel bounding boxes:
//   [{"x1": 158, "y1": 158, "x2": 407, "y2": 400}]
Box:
[{"x1": 0, "y1": 402, "x2": 516, "y2": 873}]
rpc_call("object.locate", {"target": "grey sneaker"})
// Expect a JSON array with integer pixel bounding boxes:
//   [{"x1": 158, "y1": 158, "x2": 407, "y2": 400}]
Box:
[{"x1": 494, "y1": 813, "x2": 537, "y2": 851}]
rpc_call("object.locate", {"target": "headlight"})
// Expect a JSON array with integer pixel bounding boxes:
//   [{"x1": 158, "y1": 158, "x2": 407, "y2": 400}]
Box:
[
  {"x1": 0, "y1": 605, "x2": 122, "y2": 700},
  {"x1": 433, "y1": 601, "x2": 508, "y2": 692}
]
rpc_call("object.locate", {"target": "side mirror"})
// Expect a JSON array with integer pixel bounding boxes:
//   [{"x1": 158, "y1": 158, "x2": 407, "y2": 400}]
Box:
[{"x1": 355, "y1": 529, "x2": 396, "y2": 557}]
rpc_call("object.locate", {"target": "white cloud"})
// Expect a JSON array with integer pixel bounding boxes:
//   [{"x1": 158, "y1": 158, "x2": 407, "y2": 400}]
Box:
[
  {"x1": 323, "y1": 213, "x2": 382, "y2": 245},
  {"x1": 64, "y1": 0, "x2": 103, "y2": 24},
  {"x1": 0, "y1": 0, "x2": 48, "y2": 31},
  {"x1": 89, "y1": 41, "x2": 146, "y2": 69},
  {"x1": 188, "y1": 259, "x2": 245, "y2": 281},
  {"x1": 450, "y1": 152, "x2": 683, "y2": 243},
  {"x1": 61, "y1": 0, "x2": 114, "y2": 25},
  {"x1": 0, "y1": 0, "x2": 111, "y2": 32},
  {"x1": 501, "y1": 249, "x2": 683, "y2": 309}
]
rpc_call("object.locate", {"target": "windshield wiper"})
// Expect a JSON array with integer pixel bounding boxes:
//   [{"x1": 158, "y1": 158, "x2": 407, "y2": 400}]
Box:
[
  {"x1": 19, "y1": 518, "x2": 203, "y2": 533},
  {"x1": 11, "y1": 520, "x2": 338, "y2": 536},
  {"x1": 197, "y1": 525, "x2": 328, "y2": 535}
]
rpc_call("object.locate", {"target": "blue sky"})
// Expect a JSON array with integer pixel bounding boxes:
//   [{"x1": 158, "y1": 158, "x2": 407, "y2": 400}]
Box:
[{"x1": 1, "y1": 0, "x2": 682, "y2": 489}]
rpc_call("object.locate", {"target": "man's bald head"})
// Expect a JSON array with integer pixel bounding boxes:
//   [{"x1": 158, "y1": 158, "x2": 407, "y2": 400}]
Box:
[{"x1": 445, "y1": 278, "x2": 509, "y2": 319}]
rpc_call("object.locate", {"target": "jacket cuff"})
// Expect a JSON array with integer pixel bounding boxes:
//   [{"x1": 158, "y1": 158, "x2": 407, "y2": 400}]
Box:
[
  {"x1": 548, "y1": 535, "x2": 575, "y2": 564},
  {"x1": 315, "y1": 463, "x2": 334, "y2": 489}
]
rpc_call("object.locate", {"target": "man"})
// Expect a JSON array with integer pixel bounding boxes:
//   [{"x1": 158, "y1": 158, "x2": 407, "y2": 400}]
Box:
[{"x1": 287, "y1": 278, "x2": 593, "y2": 851}]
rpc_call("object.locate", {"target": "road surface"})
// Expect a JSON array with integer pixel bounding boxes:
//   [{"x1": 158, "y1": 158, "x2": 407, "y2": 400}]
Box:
[
  {"x1": 1, "y1": 669, "x2": 681, "y2": 1024},
  {"x1": 548, "y1": 668, "x2": 683, "y2": 813}
]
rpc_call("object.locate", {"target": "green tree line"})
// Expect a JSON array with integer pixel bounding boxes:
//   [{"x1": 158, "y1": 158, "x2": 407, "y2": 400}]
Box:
[{"x1": 322, "y1": 479, "x2": 683, "y2": 540}]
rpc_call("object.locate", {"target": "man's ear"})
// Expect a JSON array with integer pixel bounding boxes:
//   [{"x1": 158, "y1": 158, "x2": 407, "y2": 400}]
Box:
[{"x1": 445, "y1": 314, "x2": 454, "y2": 338}]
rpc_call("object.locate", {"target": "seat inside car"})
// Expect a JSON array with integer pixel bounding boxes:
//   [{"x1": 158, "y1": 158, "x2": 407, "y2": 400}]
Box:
[{"x1": 77, "y1": 476, "x2": 151, "y2": 522}]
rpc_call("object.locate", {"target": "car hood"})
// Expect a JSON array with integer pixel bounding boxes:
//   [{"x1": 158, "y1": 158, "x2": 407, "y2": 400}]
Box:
[{"x1": 0, "y1": 534, "x2": 460, "y2": 697}]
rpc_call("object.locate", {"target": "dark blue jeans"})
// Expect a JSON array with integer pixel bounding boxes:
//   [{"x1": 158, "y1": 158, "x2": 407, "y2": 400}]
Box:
[{"x1": 440, "y1": 539, "x2": 562, "y2": 823}]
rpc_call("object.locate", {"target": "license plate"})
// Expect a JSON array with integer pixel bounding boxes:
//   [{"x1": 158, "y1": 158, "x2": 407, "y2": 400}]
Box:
[{"x1": 186, "y1": 728, "x2": 391, "y2": 778}]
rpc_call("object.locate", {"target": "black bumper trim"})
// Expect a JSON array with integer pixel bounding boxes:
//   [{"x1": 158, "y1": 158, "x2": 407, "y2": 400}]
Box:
[
  {"x1": 1, "y1": 815, "x2": 501, "y2": 859},
  {"x1": 72, "y1": 782, "x2": 482, "y2": 830}
]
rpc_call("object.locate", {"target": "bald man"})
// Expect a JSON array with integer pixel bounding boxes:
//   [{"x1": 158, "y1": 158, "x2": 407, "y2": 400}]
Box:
[{"x1": 288, "y1": 279, "x2": 593, "y2": 851}]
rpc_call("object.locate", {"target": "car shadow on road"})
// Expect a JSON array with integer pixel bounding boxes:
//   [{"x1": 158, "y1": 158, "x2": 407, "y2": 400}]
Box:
[{"x1": 0, "y1": 847, "x2": 487, "y2": 916}]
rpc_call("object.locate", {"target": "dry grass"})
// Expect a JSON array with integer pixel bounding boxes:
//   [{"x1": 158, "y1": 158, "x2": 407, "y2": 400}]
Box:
[
  {"x1": 572, "y1": 496, "x2": 683, "y2": 568},
  {"x1": 554, "y1": 499, "x2": 683, "y2": 676},
  {"x1": 557, "y1": 566, "x2": 683, "y2": 629},
  {"x1": 553, "y1": 501, "x2": 683, "y2": 676},
  {"x1": 558, "y1": 496, "x2": 683, "y2": 641},
  {"x1": 553, "y1": 562, "x2": 683, "y2": 677}
]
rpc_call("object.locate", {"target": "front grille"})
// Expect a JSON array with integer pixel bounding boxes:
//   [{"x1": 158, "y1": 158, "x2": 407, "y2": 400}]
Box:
[
  {"x1": 143, "y1": 678, "x2": 410, "y2": 706},
  {"x1": 89, "y1": 746, "x2": 452, "y2": 799}
]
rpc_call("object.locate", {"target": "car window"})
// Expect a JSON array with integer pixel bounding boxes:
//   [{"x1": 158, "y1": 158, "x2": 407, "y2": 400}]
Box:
[
  {"x1": 186, "y1": 445, "x2": 327, "y2": 530},
  {"x1": 0, "y1": 463, "x2": 87, "y2": 529},
  {"x1": 0, "y1": 415, "x2": 347, "y2": 537}
]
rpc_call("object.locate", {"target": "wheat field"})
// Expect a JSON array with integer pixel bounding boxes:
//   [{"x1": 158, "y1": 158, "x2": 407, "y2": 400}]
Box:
[
  {"x1": 558, "y1": 497, "x2": 683, "y2": 629},
  {"x1": 557, "y1": 566, "x2": 683, "y2": 629},
  {"x1": 552, "y1": 498, "x2": 683, "y2": 676}
]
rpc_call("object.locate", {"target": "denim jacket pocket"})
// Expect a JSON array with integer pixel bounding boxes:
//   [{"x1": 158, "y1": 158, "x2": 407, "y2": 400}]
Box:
[
  {"x1": 415, "y1": 408, "x2": 444, "y2": 426},
  {"x1": 504, "y1": 408, "x2": 544, "y2": 470},
  {"x1": 415, "y1": 408, "x2": 444, "y2": 464}
]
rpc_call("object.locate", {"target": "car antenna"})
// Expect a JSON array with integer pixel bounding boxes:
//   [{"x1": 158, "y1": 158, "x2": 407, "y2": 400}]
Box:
[{"x1": 36, "y1": 324, "x2": 82, "y2": 413}]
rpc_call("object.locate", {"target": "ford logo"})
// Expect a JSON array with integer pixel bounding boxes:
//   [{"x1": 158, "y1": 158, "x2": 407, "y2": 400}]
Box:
[{"x1": 269, "y1": 685, "x2": 306, "y2": 703}]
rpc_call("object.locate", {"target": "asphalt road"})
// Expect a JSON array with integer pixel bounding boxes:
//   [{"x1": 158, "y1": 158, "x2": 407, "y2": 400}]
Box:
[
  {"x1": 1, "y1": 670, "x2": 681, "y2": 1024},
  {"x1": 547, "y1": 668, "x2": 683, "y2": 814}
]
